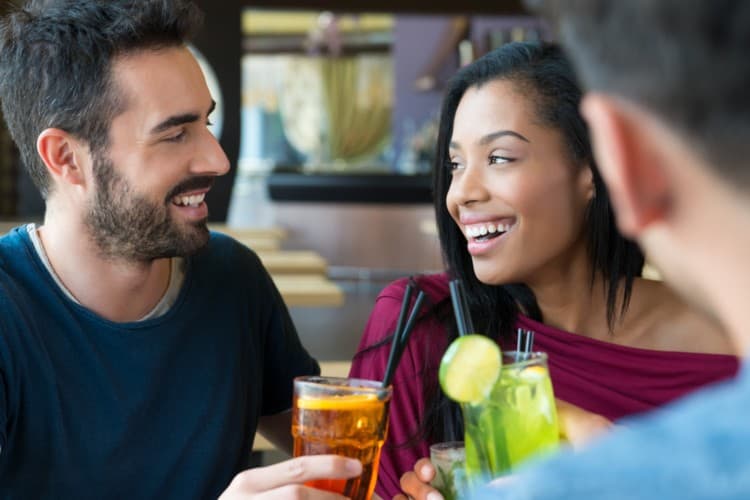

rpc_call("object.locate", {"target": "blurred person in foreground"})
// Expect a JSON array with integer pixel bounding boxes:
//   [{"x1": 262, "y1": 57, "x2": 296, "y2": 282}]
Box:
[
  {"x1": 405, "y1": 1, "x2": 750, "y2": 498},
  {"x1": 0, "y1": 1, "x2": 361, "y2": 498}
]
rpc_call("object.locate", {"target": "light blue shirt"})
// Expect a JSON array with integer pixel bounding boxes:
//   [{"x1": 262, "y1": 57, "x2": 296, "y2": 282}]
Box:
[{"x1": 472, "y1": 361, "x2": 750, "y2": 499}]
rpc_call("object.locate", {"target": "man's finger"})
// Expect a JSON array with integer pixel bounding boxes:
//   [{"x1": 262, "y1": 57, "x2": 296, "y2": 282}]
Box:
[
  {"x1": 248, "y1": 483, "x2": 349, "y2": 500},
  {"x1": 231, "y1": 455, "x2": 362, "y2": 493}
]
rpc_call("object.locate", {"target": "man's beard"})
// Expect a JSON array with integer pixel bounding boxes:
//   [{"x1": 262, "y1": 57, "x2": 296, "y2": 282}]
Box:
[{"x1": 84, "y1": 155, "x2": 213, "y2": 262}]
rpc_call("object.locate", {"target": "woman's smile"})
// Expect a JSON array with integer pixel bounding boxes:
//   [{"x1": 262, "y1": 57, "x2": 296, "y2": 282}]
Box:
[{"x1": 460, "y1": 215, "x2": 518, "y2": 256}]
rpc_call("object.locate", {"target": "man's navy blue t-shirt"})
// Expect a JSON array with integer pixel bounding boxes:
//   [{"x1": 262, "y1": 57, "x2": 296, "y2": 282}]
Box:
[{"x1": 0, "y1": 227, "x2": 320, "y2": 499}]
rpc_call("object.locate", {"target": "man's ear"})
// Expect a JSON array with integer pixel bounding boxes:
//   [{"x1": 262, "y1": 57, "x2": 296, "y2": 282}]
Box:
[
  {"x1": 36, "y1": 128, "x2": 88, "y2": 189},
  {"x1": 581, "y1": 93, "x2": 671, "y2": 238}
]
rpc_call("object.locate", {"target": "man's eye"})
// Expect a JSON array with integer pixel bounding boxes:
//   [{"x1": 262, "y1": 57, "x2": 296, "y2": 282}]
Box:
[{"x1": 165, "y1": 130, "x2": 186, "y2": 143}]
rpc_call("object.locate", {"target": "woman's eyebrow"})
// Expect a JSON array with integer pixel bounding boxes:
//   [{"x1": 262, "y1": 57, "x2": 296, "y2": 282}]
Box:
[{"x1": 479, "y1": 129, "x2": 530, "y2": 145}]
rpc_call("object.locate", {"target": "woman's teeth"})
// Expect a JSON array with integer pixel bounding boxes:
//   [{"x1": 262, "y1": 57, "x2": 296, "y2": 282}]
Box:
[
  {"x1": 466, "y1": 222, "x2": 512, "y2": 240},
  {"x1": 173, "y1": 193, "x2": 205, "y2": 207}
]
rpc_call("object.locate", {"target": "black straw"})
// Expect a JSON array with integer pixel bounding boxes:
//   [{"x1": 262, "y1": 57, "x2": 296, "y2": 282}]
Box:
[
  {"x1": 458, "y1": 280, "x2": 475, "y2": 334},
  {"x1": 449, "y1": 279, "x2": 472, "y2": 337},
  {"x1": 398, "y1": 291, "x2": 426, "y2": 352},
  {"x1": 382, "y1": 290, "x2": 426, "y2": 387},
  {"x1": 449, "y1": 280, "x2": 465, "y2": 336},
  {"x1": 382, "y1": 282, "x2": 414, "y2": 388},
  {"x1": 375, "y1": 289, "x2": 427, "y2": 440}
]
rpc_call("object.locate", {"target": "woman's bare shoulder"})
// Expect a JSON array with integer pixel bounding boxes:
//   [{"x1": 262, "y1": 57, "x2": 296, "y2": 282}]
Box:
[{"x1": 622, "y1": 278, "x2": 735, "y2": 355}]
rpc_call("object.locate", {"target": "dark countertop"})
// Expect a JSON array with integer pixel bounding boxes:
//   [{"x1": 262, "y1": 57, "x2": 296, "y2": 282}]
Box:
[{"x1": 267, "y1": 171, "x2": 433, "y2": 204}]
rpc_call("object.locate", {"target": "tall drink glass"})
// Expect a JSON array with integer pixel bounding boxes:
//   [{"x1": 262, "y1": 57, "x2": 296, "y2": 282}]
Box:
[
  {"x1": 463, "y1": 351, "x2": 559, "y2": 488},
  {"x1": 292, "y1": 376, "x2": 392, "y2": 500}
]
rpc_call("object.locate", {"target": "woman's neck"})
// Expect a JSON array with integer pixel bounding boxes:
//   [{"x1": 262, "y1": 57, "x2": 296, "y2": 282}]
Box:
[{"x1": 524, "y1": 242, "x2": 611, "y2": 337}]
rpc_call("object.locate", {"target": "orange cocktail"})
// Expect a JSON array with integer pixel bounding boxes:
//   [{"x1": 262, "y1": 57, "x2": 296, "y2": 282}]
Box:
[{"x1": 292, "y1": 376, "x2": 392, "y2": 500}]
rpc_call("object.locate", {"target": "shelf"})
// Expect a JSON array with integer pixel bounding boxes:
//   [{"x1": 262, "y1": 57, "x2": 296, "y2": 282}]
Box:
[{"x1": 267, "y1": 172, "x2": 432, "y2": 204}]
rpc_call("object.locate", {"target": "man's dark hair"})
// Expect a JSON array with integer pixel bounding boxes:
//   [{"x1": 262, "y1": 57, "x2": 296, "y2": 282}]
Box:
[
  {"x1": 0, "y1": 0, "x2": 204, "y2": 198},
  {"x1": 533, "y1": 0, "x2": 750, "y2": 186}
]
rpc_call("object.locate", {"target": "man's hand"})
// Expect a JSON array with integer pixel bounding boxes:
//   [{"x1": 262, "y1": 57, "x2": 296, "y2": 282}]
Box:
[
  {"x1": 219, "y1": 455, "x2": 362, "y2": 499},
  {"x1": 394, "y1": 458, "x2": 443, "y2": 500}
]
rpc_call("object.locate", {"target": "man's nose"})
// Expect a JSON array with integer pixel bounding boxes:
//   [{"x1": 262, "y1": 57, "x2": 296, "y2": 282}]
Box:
[{"x1": 192, "y1": 129, "x2": 230, "y2": 177}]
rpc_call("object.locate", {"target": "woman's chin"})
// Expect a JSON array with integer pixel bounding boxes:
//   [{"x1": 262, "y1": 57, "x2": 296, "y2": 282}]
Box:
[{"x1": 472, "y1": 267, "x2": 515, "y2": 287}]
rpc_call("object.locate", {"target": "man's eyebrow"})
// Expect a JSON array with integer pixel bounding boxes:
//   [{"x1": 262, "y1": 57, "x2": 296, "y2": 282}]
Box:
[
  {"x1": 149, "y1": 100, "x2": 217, "y2": 135},
  {"x1": 449, "y1": 130, "x2": 530, "y2": 150}
]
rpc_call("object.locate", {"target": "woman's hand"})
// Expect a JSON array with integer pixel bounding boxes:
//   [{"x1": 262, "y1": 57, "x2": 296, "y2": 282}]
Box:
[
  {"x1": 394, "y1": 457, "x2": 443, "y2": 500},
  {"x1": 556, "y1": 399, "x2": 615, "y2": 448}
]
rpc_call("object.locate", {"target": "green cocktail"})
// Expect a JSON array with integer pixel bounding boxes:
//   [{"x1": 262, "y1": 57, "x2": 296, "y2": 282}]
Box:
[{"x1": 462, "y1": 351, "x2": 559, "y2": 488}]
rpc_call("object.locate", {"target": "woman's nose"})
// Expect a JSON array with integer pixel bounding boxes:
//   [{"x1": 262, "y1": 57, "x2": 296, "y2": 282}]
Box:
[{"x1": 450, "y1": 164, "x2": 490, "y2": 206}]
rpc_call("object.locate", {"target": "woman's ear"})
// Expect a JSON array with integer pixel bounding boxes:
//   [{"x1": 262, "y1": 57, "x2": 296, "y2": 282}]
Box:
[
  {"x1": 36, "y1": 128, "x2": 89, "y2": 189},
  {"x1": 581, "y1": 93, "x2": 671, "y2": 238},
  {"x1": 577, "y1": 162, "x2": 595, "y2": 203}
]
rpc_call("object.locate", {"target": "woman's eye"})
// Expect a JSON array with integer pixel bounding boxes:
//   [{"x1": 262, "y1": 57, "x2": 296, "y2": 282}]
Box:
[
  {"x1": 447, "y1": 159, "x2": 463, "y2": 171},
  {"x1": 489, "y1": 155, "x2": 512, "y2": 165},
  {"x1": 206, "y1": 119, "x2": 214, "y2": 127}
]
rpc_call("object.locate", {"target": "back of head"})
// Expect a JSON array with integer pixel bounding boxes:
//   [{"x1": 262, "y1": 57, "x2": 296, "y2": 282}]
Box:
[
  {"x1": 0, "y1": 0, "x2": 204, "y2": 198},
  {"x1": 538, "y1": 0, "x2": 750, "y2": 187}
]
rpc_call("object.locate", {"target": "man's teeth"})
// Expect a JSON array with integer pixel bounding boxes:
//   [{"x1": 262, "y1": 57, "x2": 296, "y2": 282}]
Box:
[
  {"x1": 466, "y1": 223, "x2": 512, "y2": 238},
  {"x1": 173, "y1": 193, "x2": 206, "y2": 207}
]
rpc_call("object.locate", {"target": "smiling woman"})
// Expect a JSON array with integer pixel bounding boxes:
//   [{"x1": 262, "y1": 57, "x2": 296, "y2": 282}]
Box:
[
  {"x1": 445, "y1": 78, "x2": 594, "y2": 285},
  {"x1": 349, "y1": 41, "x2": 738, "y2": 499}
]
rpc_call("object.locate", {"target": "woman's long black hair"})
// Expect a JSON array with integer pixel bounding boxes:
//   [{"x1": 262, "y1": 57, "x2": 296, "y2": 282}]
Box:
[{"x1": 421, "y1": 41, "x2": 645, "y2": 444}]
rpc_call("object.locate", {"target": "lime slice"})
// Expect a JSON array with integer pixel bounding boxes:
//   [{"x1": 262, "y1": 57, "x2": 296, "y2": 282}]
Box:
[{"x1": 439, "y1": 334, "x2": 502, "y2": 403}]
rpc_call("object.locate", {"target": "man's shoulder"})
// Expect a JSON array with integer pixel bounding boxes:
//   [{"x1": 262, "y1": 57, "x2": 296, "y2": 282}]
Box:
[
  {"x1": 0, "y1": 230, "x2": 37, "y2": 338},
  {"x1": 0, "y1": 227, "x2": 34, "y2": 298},
  {"x1": 0, "y1": 225, "x2": 30, "y2": 264},
  {"x1": 195, "y1": 231, "x2": 265, "y2": 272},
  {"x1": 186, "y1": 231, "x2": 272, "y2": 301}
]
